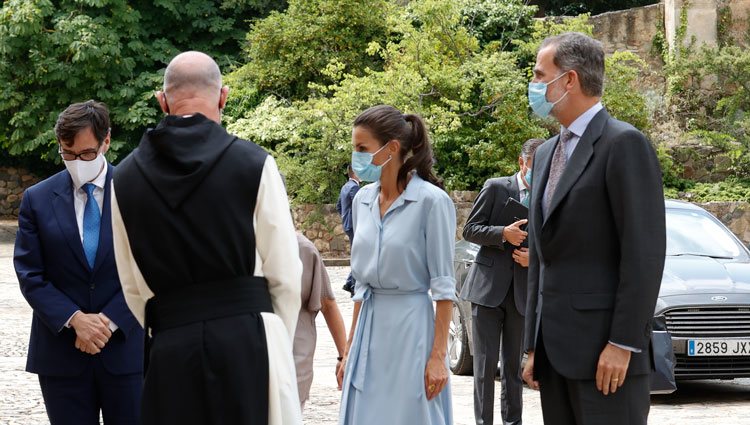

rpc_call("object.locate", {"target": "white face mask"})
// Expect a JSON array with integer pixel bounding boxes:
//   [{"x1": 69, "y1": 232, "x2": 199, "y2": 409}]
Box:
[{"x1": 64, "y1": 153, "x2": 106, "y2": 188}]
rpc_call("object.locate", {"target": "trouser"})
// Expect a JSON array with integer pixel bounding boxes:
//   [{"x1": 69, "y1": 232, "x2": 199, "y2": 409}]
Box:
[
  {"x1": 39, "y1": 357, "x2": 141, "y2": 425},
  {"x1": 534, "y1": 327, "x2": 650, "y2": 425},
  {"x1": 471, "y1": 284, "x2": 524, "y2": 425}
]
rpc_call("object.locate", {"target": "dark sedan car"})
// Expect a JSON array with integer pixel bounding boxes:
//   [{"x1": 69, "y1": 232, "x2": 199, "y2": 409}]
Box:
[{"x1": 449, "y1": 200, "x2": 750, "y2": 385}]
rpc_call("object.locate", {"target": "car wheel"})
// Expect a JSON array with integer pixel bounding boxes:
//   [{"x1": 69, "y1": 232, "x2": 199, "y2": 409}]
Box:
[{"x1": 449, "y1": 301, "x2": 473, "y2": 375}]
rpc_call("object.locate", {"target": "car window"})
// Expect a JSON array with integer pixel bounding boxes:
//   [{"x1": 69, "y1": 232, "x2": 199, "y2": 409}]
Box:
[{"x1": 666, "y1": 209, "x2": 744, "y2": 259}]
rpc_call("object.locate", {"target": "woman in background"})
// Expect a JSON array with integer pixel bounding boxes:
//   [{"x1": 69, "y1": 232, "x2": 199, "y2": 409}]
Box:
[
  {"x1": 293, "y1": 231, "x2": 347, "y2": 409},
  {"x1": 338, "y1": 105, "x2": 456, "y2": 425}
]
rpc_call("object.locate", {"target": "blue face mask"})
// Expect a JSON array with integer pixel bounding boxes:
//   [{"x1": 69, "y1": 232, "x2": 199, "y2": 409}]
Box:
[
  {"x1": 528, "y1": 72, "x2": 569, "y2": 118},
  {"x1": 351, "y1": 143, "x2": 392, "y2": 182},
  {"x1": 524, "y1": 168, "x2": 532, "y2": 187}
]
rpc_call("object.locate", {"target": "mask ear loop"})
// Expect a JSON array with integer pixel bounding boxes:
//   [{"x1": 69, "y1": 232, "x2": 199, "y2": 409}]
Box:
[{"x1": 544, "y1": 71, "x2": 570, "y2": 110}]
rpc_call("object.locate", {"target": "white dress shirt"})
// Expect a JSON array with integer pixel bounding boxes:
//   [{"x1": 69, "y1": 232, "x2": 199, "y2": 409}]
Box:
[
  {"x1": 516, "y1": 172, "x2": 529, "y2": 205},
  {"x1": 66, "y1": 163, "x2": 119, "y2": 331},
  {"x1": 72, "y1": 165, "x2": 107, "y2": 242},
  {"x1": 559, "y1": 101, "x2": 604, "y2": 160}
]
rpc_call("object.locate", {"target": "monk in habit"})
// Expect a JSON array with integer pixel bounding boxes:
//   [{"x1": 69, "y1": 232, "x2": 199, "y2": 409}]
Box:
[{"x1": 111, "y1": 51, "x2": 302, "y2": 425}]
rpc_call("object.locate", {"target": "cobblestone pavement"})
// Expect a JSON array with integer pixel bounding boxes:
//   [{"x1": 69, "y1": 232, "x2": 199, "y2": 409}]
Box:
[{"x1": 1, "y1": 222, "x2": 749, "y2": 424}]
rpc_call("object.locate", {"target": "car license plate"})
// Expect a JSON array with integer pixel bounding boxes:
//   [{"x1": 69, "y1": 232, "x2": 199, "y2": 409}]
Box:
[{"x1": 687, "y1": 339, "x2": 750, "y2": 356}]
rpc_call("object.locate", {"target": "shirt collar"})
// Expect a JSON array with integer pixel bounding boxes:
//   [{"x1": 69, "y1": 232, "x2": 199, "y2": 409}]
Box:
[
  {"x1": 361, "y1": 173, "x2": 423, "y2": 205},
  {"x1": 75, "y1": 162, "x2": 108, "y2": 191},
  {"x1": 402, "y1": 173, "x2": 423, "y2": 201},
  {"x1": 516, "y1": 172, "x2": 527, "y2": 192},
  {"x1": 562, "y1": 102, "x2": 603, "y2": 138}
]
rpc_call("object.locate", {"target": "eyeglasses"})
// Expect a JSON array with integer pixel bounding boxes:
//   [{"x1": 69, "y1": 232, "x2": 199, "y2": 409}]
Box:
[{"x1": 58, "y1": 149, "x2": 99, "y2": 161}]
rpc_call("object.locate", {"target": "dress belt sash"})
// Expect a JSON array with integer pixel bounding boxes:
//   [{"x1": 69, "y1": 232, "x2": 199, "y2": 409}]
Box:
[{"x1": 346, "y1": 286, "x2": 429, "y2": 391}]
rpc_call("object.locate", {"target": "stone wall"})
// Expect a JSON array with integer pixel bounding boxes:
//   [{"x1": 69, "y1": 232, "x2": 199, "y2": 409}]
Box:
[
  {"x1": 0, "y1": 167, "x2": 39, "y2": 218},
  {"x1": 664, "y1": 0, "x2": 750, "y2": 50},
  {"x1": 292, "y1": 191, "x2": 479, "y2": 258},
  {"x1": 699, "y1": 201, "x2": 750, "y2": 244},
  {"x1": 294, "y1": 193, "x2": 750, "y2": 258},
  {"x1": 4, "y1": 167, "x2": 750, "y2": 255},
  {"x1": 591, "y1": 3, "x2": 665, "y2": 71},
  {"x1": 726, "y1": 0, "x2": 750, "y2": 46}
]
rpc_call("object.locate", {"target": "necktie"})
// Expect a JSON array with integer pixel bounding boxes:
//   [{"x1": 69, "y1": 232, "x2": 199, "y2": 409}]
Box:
[
  {"x1": 543, "y1": 129, "x2": 573, "y2": 218},
  {"x1": 82, "y1": 183, "x2": 100, "y2": 268},
  {"x1": 521, "y1": 189, "x2": 529, "y2": 207}
]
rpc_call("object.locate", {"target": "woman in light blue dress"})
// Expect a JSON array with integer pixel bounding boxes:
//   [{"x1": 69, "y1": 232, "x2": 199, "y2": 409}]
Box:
[{"x1": 338, "y1": 105, "x2": 456, "y2": 425}]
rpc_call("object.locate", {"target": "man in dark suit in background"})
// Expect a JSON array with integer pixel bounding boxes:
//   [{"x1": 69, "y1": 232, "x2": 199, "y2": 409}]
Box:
[
  {"x1": 14, "y1": 101, "x2": 143, "y2": 425},
  {"x1": 460, "y1": 138, "x2": 544, "y2": 425},
  {"x1": 336, "y1": 165, "x2": 360, "y2": 296},
  {"x1": 521, "y1": 32, "x2": 666, "y2": 425}
]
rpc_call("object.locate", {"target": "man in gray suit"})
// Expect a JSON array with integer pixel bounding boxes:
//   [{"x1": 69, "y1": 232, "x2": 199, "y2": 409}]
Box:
[
  {"x1": 521, "y1": 33, "x2": 665, "y2": 425},
  {"x1": 460, "y1": 138, "x2": 544, "y2": 425}
]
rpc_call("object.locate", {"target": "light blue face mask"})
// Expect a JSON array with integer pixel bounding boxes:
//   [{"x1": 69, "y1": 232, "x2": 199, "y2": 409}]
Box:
[
  {"x1": 524, "y1": 168, "x2": 532, "y2": 187},
  {"x1": 528, "y1": 72, "x2": 569, "y2": 118},
  {"x1": 351, "y1": 143, "x2": 392, "y2": 182}
]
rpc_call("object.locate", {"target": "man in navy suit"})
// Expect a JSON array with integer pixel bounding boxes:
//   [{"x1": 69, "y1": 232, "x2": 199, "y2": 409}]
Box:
[{"x1": 14, "y1": 100, "x2": 143, "y2": 425}]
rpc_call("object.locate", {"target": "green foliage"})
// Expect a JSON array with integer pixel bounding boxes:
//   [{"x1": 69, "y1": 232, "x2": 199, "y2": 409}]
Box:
[
  {"x1": 602, "y1": 51, "x2": 650, "y2": 130},
  {"x1": 228, "y1": 0, "x2": 545, "y2": 203},
  {"x1": 0, "y1": 0, "x2": 284, "y2": 165},
  {"x1": 236, "y1": 0, "x2": 395, "y2": 100},
  {"x1": 540, "y1": 0, "x2": 657, "y2": 16},
  {"x1": 668, "y1": 179, "x2": 750, "y2": 202},
  {"x1": 663, "y1": 41, "x2": 750, "y2": 181},
  {"x1": 460, "y1": 0, "x2": 536, "y2": 48},
  {"x1": 656, "y1": 144, "x2": 690, "y2": 191},
  {"x1": 224, "y1": 0, "x2": 653, "y2": 204}
]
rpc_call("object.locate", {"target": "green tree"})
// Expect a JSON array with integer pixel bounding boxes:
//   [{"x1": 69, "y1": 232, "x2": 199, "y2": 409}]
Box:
[
  {"x1": 537, "y1": 0, "x2": 657, "y2": 16},
  {"x1": 228, "y1": 0, "x2": 547, "y2": 202},
  {"x1": 225, "y1": 0, "x2": 649, "y2": 204},
  {"x1": 0, "y1": 0, "x2": 284, "y2": 167},
  {"x1": 461, "y1": 0, "x2": 536, "y2": 48},
  {"x1": 236, "y1": 0, "x2": 395, "y2": 101}
]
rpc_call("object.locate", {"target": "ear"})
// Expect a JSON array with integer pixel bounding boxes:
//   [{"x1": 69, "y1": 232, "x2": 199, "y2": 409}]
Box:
[
  {"x1": 565, "y1": 70, "x2": 579, "y2": 93},
  {"x1": 156, "y1": 90, "x2": 169, "y2": 114},
  {"x1": 518, "y1": 156, "x2": 525, "y2": 169},
  {"x1": 219, "y1": 86, "x2": 229, "y2": 110},
  {"x1": 388, "y1": 139, "x2": 401, "y2": 155},
  {"x1": 102, "y1": 128, "x2": 112, "y2": 154}
]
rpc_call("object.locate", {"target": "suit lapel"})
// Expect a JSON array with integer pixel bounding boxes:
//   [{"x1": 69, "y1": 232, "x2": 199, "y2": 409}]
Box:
[
  {"x1": 52, "y1": 174, "x2": 89, "y2": 270},
  {"x1": 543, "y1": 109, "x2": 609, "y2": 226},
  {"x1": 508, "y1": 175, "x2": 520, "y2": 201},
  {"x1": 92, "y1": 165, "x2": 114, "y2": 275}
]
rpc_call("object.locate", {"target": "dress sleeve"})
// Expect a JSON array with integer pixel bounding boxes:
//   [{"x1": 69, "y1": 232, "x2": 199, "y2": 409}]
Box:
[
  {"x1": 426, "y1": 193, "x2": 457, "y2": 301},
  {"x1": 253, "y1": 156, "x2": 302, "y2": 341}
]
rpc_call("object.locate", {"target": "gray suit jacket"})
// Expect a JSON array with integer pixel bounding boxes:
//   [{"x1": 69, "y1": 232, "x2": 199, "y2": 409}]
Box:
[
  {"x1": 524, "y1": 109, "x2": 666, "y2": 380},
  {"x1": 459, "y1": 175, "x2": 528, "y2": 314}
]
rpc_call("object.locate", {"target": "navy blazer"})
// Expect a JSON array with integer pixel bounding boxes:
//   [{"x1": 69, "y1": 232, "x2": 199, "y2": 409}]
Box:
[{"x1": 14, "y1": 165, "x2": 143, "y2": 377}]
